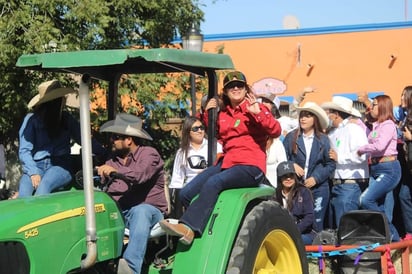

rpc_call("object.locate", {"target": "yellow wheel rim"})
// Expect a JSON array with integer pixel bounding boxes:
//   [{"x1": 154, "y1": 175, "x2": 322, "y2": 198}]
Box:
[{"x1": 253, "y1": 229, "x2": 303, "y2": 274}]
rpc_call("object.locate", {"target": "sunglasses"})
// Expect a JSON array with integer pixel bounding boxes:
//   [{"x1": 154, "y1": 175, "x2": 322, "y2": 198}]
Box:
[
  {"x1": 191, "y1": 125, "x2": 205, "y2": 132},
  {"x1": 225, "y1": 71, "x2": 247, "y2": 82},
  {"x1": 225, "y1": 82, "x2": 246, "y2": 90},
  {"x1": 111, "y1": 133, "x2": 127, "y2": 141},
  {"x1": 299, "y1": 111, "x2": 314, "y2": 118}
]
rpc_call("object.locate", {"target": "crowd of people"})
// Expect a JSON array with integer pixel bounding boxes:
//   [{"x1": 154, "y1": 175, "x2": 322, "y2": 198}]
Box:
[
  {"x1": 4, "y1": 75, "x2": 412, "y2": 273},
  {"x1": 161, "y1": 72, "x2": 412, "y2": 247}
]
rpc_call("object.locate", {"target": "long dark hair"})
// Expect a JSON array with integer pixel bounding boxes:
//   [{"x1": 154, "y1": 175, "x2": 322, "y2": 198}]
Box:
[
  {"x1": 180, "y1": 116, "x2": 203, "y2": 159},
  {"x1": 34, "y1": 98, "x2": 67, "y2": 139},
  {"x1": 291, "y1": 111, "x2": 324, "y2": 155},
  {"x1": 402, "y1": 86, "x2": 412, "y2": 127},
  {"x1": 275, "y1": 174, "x2": 307, "y2": 211}
]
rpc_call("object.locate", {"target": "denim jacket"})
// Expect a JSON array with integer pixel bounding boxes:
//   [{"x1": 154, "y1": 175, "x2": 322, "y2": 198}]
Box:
[{"x1": 19, "y1": 111, "x2": 106, "y2": 176}]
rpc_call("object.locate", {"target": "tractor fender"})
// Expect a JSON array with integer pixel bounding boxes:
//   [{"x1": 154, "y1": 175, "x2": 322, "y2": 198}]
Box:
[{"x1": 171, "y1": 185, "x2": 274, "y2": 274}]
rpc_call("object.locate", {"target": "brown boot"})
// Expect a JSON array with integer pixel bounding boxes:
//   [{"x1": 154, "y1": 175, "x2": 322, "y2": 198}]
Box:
[{"x1": 159, "y1": 219, "x2": 194, "y2": 245}]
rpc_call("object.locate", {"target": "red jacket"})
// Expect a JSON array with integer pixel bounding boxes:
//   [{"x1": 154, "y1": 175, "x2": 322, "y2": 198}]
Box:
[{"x1": 205, "y1": 100, "x2": 281, "y2": 173}]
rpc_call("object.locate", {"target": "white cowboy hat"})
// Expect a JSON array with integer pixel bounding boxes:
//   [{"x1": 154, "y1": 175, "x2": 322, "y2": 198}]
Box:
[
  {"x1": 296, "y1": 102, "x2": 329, "y2": 130},
  {"x1": 28, "y1": 80, "x2": 75, "y2": 109},
  {"x1": 100, "y1": 113, "x2": 153, "y2": 141},
  {"x1": 351, "y1": 108, "x2": 362, "y2": 118},
  {"x1": 256, "y1": 93, "x2": 281, "y2": 110},
  {"x1": 321, "y1": 96, "x2": 362, "y2": 118}
]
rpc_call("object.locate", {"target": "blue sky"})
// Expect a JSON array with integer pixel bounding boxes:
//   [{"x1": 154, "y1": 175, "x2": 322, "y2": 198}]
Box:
[{"x1": 200, "y1": 0, "x2": 412, "y2": 34}]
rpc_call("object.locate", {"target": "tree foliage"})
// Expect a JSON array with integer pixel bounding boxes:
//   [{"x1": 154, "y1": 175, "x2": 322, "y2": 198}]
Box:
[
  {"x1": 0, "y1": 0, "x2": 205, "y2": 158},
  {"x1": 88, "y1": 69, "x2": 210, "y2": 172}
]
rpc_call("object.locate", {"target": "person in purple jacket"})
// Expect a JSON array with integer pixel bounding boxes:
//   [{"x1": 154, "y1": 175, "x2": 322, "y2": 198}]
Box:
[
  {"x1": 97, "y1": 113, "x2": 168, "y2": 274},
  {"x1": 357, "y1": 95, "x2": 401, "y2": 242},
  {"x1": 275, "y1": 161, "x2": 316, "y2": 245}
]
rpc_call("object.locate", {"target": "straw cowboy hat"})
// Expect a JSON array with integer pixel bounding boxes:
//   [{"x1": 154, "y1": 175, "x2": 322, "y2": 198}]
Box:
[
  {"x1": 321, "y1": 96, "x2": 362, "y2": 118},
  {"x1": 100, "y1": 113, "x2": 153, "y2": 141},
  {"x1": 28, "y1": 80, "x2": 75, "y2": 109},
  {"x1": 296, "y1": 102, "x2": 329, "y2": 130}
]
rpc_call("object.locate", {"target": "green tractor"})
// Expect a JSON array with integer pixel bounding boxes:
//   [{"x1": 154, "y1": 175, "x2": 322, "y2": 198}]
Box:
[{"x1": 0, "y1": 48, "x2": 309, "y2": 274}]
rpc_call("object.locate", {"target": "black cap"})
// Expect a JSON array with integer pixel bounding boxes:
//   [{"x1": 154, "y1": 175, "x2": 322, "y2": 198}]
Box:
[{"x1": 277, "y1": 161, "x2": 296, "y2": 177}]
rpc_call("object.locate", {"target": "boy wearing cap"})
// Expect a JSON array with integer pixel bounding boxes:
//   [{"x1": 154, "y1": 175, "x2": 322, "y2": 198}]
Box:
[
  {"x1": 275, "y1": 161, "x2": 316, "y2": 245},
  {"x1": 321, "y1": 96, "x2": 369, "y2": 228},
  {"x1": 97, "y1": 113, "x2": 168, "y2": 274}
]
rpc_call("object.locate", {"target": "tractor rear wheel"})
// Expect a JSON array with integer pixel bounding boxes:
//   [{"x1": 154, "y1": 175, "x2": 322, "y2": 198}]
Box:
[{"x1": 226, "y1": 200, "x2": 309, "y2": 274}]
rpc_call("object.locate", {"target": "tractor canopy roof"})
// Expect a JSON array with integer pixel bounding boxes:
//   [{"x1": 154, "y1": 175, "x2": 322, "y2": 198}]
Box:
[{"x1": 16, "y1": 48, "x2": 235, "y2": 80}]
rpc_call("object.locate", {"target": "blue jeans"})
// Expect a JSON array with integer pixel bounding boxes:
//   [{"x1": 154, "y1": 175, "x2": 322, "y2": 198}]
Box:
[
  {"x1": 399, "y1": 175, "x2": 412, "y2": 234},
  {"x1": 311, "y1": 184, "x2": 330, "y2": 231},
  {"x1": 360, "y1": 160, "x2": 401, "y2": 241},
  {"x1": 179, "y1": 163, "x2": 264, "y2": 235},
  {"x1": 18, "y1": 157, "x2": 72, "y2": 197},
  {"x1": 302, "y1": 232, "x2": 315, "y2": 245},
  {"x1": 330, "y1": 182, "x2": 365, "y2": 228},
  {"x1": 123, "y1": 204, "x2": 163, "y2": 274}
]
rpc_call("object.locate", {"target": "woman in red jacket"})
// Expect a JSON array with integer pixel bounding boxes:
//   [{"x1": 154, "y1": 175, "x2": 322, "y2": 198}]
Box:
[{"x1": 160, "y1": 71, "x2": 281, "y2": 245}]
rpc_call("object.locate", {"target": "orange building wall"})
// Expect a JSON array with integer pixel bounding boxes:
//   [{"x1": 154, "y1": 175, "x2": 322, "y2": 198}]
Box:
[{"x1": 203, "y1": 27, "x2": 412, "y2": 105}]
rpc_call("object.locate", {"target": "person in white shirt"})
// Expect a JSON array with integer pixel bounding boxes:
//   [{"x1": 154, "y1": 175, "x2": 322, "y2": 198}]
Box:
[
  {"x1": 256, "y1": 93, "x2": 287, "y2": 187},
  {"x1": 169, "y1": 116, "x2": 222, "y2": 217},
  {"x1": 321, "y1": 96, "x2": 369, "y2": 228}
]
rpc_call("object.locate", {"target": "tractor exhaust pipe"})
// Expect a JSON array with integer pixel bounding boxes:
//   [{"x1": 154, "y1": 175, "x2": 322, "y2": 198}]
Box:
[{"x1": 78, "y1": 75, "x2": 98, "y2": 269}]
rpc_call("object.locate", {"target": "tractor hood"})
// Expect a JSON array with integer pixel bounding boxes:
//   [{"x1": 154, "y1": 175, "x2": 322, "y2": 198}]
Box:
[{"x1": 0, "y1": 190, "x2": 119, "y2": 239}]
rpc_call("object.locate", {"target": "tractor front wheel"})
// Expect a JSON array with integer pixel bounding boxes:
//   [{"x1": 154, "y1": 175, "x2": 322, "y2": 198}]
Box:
[{"x1": 226, "y1": 200, "x2": 309, "y2": 274}]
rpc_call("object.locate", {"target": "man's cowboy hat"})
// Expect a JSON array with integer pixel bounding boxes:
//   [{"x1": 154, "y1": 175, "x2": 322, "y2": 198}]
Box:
[
  {"x1": 100, "y1": 113, "x2": 153, "y2": 141},
  {"x1": 28, "y1": 80, "x2": 75, "y2": 109},
  {"x1": 321, "y1": 96, "x2": 362, "y2": 118},
  {"x1": 296, "y1": 102, "x2": 329, "y2": 130}
]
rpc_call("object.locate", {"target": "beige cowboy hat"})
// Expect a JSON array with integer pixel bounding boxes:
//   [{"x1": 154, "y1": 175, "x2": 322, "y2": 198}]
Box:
[
  {"x1": 28, "y1": 80, "x2": 76, "y2": 109},
  {"x1": 296, "y1": 101, "x2": 329, "y2": 130},
  {"x1": 321, "y1": 96, "x2": 362, "y2": 118},
  {"x1": 100, "y1": 113, "x2": 153, "y2": 141}
]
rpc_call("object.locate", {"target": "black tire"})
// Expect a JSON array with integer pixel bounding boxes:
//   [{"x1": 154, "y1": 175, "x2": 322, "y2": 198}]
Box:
[{"x1": 226, "y1": 200, "x2": 309, "y2": 274}]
